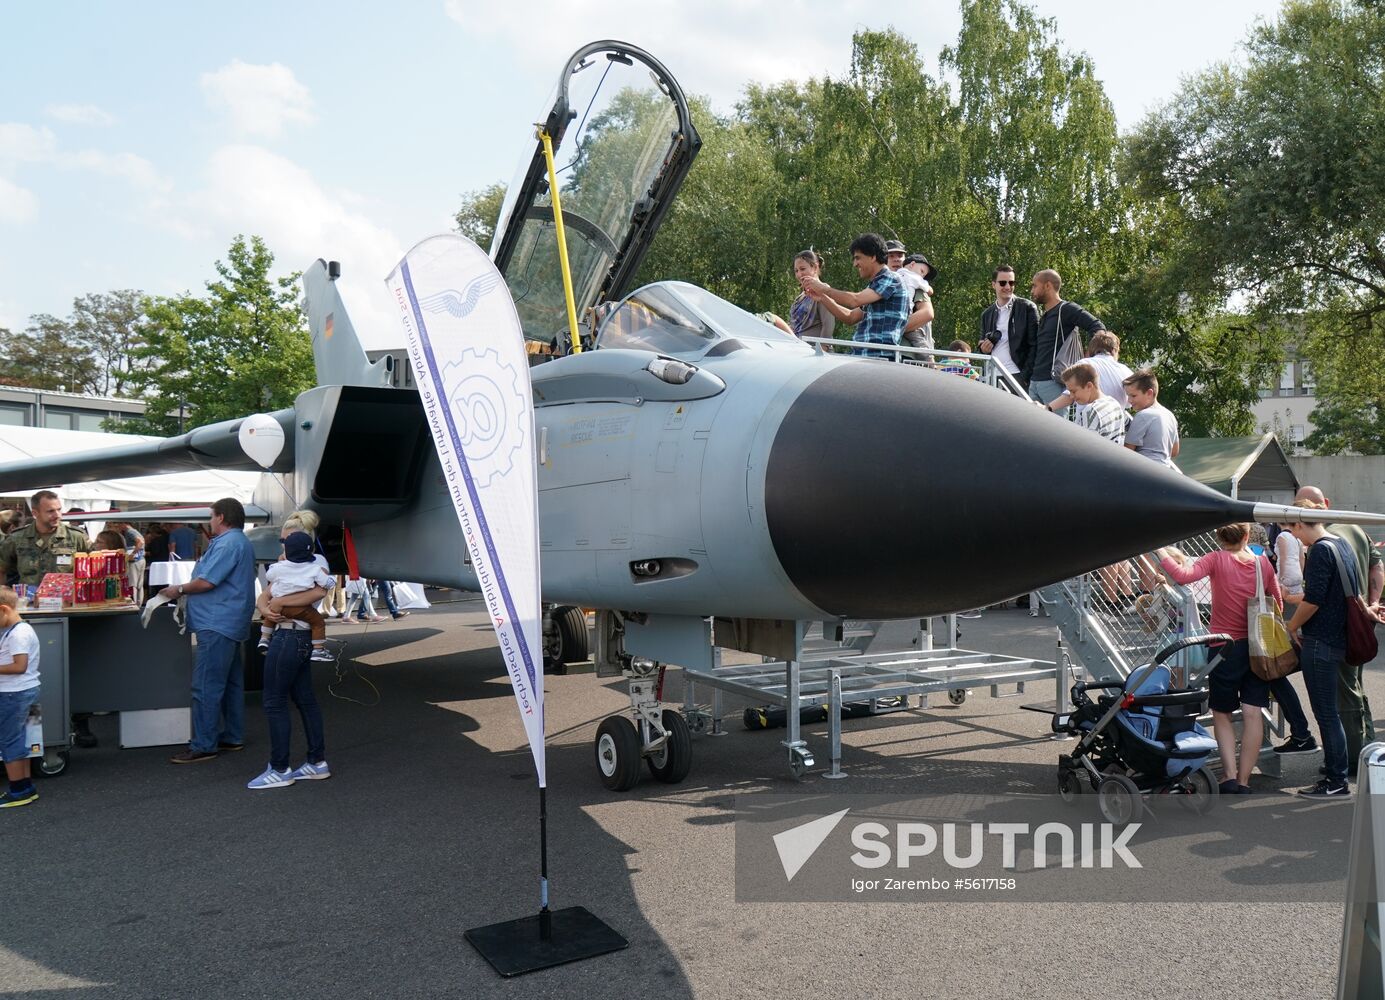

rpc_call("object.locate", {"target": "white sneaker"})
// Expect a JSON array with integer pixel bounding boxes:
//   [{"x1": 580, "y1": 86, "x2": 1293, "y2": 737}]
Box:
[
  {"x1": 247, "y1": 766, "x2": 295, "y2": 790},
  {"x1": 290, "y1": 760, "x2": 331, "y2": 781},
  {"x1": 310, "y1": 647, "x2": 333, "y2": 662}
]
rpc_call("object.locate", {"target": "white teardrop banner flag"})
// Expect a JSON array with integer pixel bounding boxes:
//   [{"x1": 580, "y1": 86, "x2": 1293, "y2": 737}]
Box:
[{"x1": 386, "y1": 234, "x2": 546, "y2": 787}]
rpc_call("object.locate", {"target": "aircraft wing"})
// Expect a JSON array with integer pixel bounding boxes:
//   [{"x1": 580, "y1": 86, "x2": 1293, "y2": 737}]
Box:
[
  {"x1": 60, "y1": 504, "x2": 274, "y2": 524},
  {"x1": 0, "y1": 409, "x2": 295, "y2": 494}
]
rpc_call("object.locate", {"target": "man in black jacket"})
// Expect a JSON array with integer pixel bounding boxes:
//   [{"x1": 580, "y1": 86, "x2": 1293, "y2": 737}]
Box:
[
  {"x1": 977, "y1": 264, "x2": 1036, "y2": 389},
  {"x1": 1025, "y1": 269, "x2": 1105, "y2": 405}
]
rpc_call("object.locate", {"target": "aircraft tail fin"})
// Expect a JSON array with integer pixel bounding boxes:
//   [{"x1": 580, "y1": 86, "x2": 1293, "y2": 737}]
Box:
[{"x1": 302, "y1": 259, "x2": 395, "y2": 388}]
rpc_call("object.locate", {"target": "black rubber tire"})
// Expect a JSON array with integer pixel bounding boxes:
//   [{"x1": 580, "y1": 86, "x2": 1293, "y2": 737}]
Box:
[
  {"x1": 1097, "y1": 774, "x2": 1142, "y2": 826},
  {"x1": 595, "y1": 715, "x2": 642, "y2": 791},
  {"x1": 1179, "y1": 766, "x2": 1219, "y2": 814},
  {"x1": 33, "y1": 750, "x2": 69, "y2": 779},
  {"x1": 555, "y1": 606, "x2": 589, "y2": 663},
  {"x1": 647, "y1": 709, "x2": 693, "y2": 784},
  {"x1": 1058, "y1": 768, "x2": 1084, "y2": 804}
]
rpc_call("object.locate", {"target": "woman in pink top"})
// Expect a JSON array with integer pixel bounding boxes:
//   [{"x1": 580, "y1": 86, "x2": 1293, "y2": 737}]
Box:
[{"x1": 1158, "y1": 523, "x2": 1282, "y2": 793}]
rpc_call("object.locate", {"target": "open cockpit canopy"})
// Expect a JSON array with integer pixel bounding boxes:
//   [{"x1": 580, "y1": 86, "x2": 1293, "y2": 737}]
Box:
[
  {"x1": 490, "y1": 41, "x2": 700, "y2": 347},
  {"x1": 595, "y1": 281, "x2": 811, "y2": 360}
]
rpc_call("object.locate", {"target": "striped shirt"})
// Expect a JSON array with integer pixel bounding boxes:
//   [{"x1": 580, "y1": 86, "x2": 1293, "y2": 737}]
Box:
[{"x1": 1075, "y1": 394, "x2": 1128, "y2": 444}]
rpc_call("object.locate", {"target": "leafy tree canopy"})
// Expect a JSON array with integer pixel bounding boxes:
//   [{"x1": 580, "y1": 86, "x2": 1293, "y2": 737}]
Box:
[{"x1": 122, "y1": 235, "x2": 314, "y2": 434}]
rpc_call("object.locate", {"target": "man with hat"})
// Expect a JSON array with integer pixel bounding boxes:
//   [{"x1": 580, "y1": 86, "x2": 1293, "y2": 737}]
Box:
[{"x1": 884, "y1": 240, "x2": 936, "y2": 351}]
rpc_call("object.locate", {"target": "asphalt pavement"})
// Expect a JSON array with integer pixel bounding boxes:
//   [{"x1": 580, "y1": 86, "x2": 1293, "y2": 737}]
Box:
[{"x1": 2, "y1": 595, "x2": 1371, "y2": 999}]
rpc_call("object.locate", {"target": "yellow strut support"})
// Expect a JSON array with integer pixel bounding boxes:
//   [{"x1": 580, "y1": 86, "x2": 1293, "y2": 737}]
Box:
[{"x1": 539, "y1": 129, "x2": 583, "y2": 355}]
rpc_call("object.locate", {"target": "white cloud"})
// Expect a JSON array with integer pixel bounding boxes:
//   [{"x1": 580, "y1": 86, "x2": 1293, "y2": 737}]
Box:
[
  {"x1": 200, "y1": 60, "x2": 315, "y2": 138},
  {"x1": 442, "y1": 0, "x2": 885, "y2": 108},
  {"x1": 65, "y1": 149, "x2": 171, "y2": 192},
  {"x1": 0, "y1": 176, "x2": 38, "y2": 224},
  {"x1": 0, "y1": 121, "x2": 169, "y2": 201},
  {"x1": 0, "y1": 123, "x2": 58, "y2": 169},
  {"x1": 45, "y1": 104, "x2": 117, "y2": 127},
  {"x1": 196, "y1": 144, "x2": 404, "y2": 348}
]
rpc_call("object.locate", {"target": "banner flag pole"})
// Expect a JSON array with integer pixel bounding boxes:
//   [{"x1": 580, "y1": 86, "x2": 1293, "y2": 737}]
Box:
[{"x1": 387, "y1": 234, "x2": 624, "y2": 976}]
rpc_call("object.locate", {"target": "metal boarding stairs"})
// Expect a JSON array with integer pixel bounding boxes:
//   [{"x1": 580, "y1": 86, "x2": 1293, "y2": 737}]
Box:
[{"x1": 682, "y1": 616, "x2": 1062, "y2": 779}]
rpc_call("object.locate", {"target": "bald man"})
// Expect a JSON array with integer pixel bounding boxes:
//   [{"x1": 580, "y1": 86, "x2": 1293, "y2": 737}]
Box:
[{"x1": 1295, "y1": 485, "x2": 1382, "y2": 774}]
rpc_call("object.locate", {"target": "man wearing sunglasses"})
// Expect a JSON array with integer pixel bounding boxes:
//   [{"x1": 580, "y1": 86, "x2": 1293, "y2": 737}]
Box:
[{"x1": 977, "y1": 265, "x2": 1036, "y2": 389}]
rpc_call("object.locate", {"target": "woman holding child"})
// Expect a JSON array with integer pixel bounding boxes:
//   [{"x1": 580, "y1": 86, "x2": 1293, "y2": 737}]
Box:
[{"x1": 248, "y1": 510, "x2": 332, "y2": 790}]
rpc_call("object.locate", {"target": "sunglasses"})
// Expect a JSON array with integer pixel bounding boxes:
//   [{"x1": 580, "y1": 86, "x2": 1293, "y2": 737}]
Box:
[{"x1": 995, "y1": 279, "x2": 1015, "y2": 286}]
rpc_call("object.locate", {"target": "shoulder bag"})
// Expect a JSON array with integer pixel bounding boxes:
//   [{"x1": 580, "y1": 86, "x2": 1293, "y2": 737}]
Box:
[
  {"x1": 1050, "y1": 302, "x2": 1084, "y2": 382},
  {"x1": 1247, "y1": 555, "x2": 1298, "y2": 680},
  {"x1": 1324, "y1": 539, "x2": 1380, "y2": 667}
]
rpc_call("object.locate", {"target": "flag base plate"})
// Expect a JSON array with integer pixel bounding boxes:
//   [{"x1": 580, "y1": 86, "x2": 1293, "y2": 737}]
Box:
[{"x1": 465, "y1": 906, "x2": 627, "y2": 977}]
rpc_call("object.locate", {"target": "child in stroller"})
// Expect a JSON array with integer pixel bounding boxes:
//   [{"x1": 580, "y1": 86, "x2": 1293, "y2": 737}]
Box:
[{"x1": 1052, "y1": 634, "x2": 1231, "y2": 824}]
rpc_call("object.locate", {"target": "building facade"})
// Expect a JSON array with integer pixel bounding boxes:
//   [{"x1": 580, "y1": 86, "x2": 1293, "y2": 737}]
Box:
[{"x1": 0, "y1": 385, "x2": 146, "y2": 433}]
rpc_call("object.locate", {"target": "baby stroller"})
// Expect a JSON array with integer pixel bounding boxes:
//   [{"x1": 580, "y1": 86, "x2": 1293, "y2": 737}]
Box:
[{"x1": 1052, "y1": 633, "x2": 1231, "y2": 824}]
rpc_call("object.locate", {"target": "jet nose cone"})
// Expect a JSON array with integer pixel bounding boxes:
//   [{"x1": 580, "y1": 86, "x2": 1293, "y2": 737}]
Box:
[{"x1": 764, "y1": 362, "x2": 1238, "y2": 619}]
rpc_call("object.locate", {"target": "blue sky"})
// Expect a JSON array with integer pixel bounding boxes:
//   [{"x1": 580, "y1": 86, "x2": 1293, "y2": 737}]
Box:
[{"x1": 1, "y1": 1, "x2": 1283, "y2": 354}]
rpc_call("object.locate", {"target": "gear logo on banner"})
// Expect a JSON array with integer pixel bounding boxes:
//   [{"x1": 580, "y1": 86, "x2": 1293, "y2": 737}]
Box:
[{"x1": 444, "y1": 348, "x2": 527, "y2": 487}]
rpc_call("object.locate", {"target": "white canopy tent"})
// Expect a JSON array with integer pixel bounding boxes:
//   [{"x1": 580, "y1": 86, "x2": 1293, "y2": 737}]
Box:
[{"x1": 0, "y1": 426, "x2": 261, "y2": 510}]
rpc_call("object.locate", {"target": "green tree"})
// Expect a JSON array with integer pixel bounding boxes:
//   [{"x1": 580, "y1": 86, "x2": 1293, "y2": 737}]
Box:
[
  {"x1": 1300, "y1": 306, "x2": 1385, "y2": 453},
  {"x1": 1124, "y1": 0, "x2": 1385, "y2": 441},
  {"x1": 0, "y1": 313, "x2": 102, "y2": 393},
  {"x1": 71, "y1": 290, "x2": 147, "y2": 396},
  {"x1": 0, "y1": 290, "x2": 147, "y2": 397},
  {"x1": 454, "y1": 182, "x2": 508, "y2": 250},
  {"x1": 124, "y1": 235, "x2": 314, "y2": 434}
]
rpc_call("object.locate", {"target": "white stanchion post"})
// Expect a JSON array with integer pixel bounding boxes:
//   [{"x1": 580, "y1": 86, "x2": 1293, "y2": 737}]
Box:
[{"x1": 1338, "y1": 742, "x2": 1385, "y2": 1000}]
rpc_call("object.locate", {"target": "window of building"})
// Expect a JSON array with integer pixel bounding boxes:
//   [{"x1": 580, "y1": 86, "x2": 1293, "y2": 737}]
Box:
[
  {"x1": 1300, "y1": 362, "x2": 1315, "y2": 395},
  {"x1": 1279, "y1": 364, "x2": 1296, "y2": 397},
  {"x1": 43, "y1": 408, "x2": 111, "y2": 433},
  {"x1": 0, "y1": 403, "x2": 28, "y2": 426},
  {"x1": 1291, "y1": 424, "x2": 1306, "y2": 443}
]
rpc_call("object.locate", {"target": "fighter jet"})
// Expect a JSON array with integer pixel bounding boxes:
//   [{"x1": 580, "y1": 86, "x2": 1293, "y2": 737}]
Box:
[{"x1": 1, "y1": 40, "x2": 1380, "y2": 790}]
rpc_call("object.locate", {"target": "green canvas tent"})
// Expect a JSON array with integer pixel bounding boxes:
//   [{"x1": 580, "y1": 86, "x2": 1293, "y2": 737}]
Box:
[{"x1": 1174, "y1": 433, "x2": 1298, "y2": 500}]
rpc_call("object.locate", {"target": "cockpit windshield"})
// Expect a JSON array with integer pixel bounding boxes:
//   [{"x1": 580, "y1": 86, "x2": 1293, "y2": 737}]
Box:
[
  {"x1": 596, "y1": 281, "x2": 811, "y2": 359},
  {"x1": 491, "y1": 43, "x2": 700, "y2": 346}
]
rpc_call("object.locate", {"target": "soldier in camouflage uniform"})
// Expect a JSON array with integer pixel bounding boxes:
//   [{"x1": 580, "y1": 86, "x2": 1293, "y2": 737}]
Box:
[
  {"x1": 0, "y1": 491, "x2": 91, "y2": 587},
  {"x1": 0, "y1": 490, "x2": 96, "y2": 747}
]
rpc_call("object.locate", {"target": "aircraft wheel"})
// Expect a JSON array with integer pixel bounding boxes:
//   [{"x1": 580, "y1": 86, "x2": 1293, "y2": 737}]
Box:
[
  {"x1": 554, "y1": 606, "x2": 588, "y2": 663},
  {"x1": 947, "y1": 688, "x2": 968, "y2": 705},
  {"x1": 595, "y1": 716, "x2": 641, "y2": 791},
  {"x1": 1097, "y1": 774, "x2": 1142, "y2": 826},
  {"x1": 34, "y1": 749, "x2": 69, "y2": 779},
  {"x1": 647, "y1": 710, "x2": 692, "y2": 784}
]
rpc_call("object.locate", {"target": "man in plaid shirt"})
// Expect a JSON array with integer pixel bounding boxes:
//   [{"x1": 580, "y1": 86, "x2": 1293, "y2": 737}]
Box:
[
  {"x1": 799, "y1": 233, "x2": 911, "y2": 359},
  {"x1": 1060, "y1": 362, "x2": 1128, "y2": 444}
]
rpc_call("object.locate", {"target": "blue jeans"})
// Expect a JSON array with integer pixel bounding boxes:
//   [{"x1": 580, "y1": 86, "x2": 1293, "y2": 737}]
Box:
[
  {"x1": 1300, "y1": 635, "x2": 1348, "y2": 781},
  {"x1": 191, "y1": 630, "x2": 244, "y2": 753},
  {"x1": 1028, "y1": 379, "x2": 1065, "y2": 405},
  {"x1": 0, "y1": 686, "x2": 39, "y2": 763},
  {"x1": 1268, "y1": 675, "x2": 1312, "y2": 741},
  {"x1": 375, "y1": 581, "x2": 399, "y2": 617},
  {"x1": 262, "y1": 628, "x2": 325, "y2": 772}
]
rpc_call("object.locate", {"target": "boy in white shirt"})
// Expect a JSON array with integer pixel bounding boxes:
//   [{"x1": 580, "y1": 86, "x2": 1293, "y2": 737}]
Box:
[
  {"x1": 258, "y1": 532, "x2": 335, "y2": 662},
  {"x1": 0, "y1": 586, "x2": 41, "y2": 807}
]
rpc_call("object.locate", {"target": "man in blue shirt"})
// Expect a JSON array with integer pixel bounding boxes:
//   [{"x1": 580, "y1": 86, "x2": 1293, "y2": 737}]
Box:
[
  {"x1": 159, "y1": 498, "x2": 257, "y2": 764},
  {"x1": 799, "y1": 233, "x2": 911, "y2": 360},
  {"x1": 167, "y1": 523, "x2": 202, "y2": 561}
]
